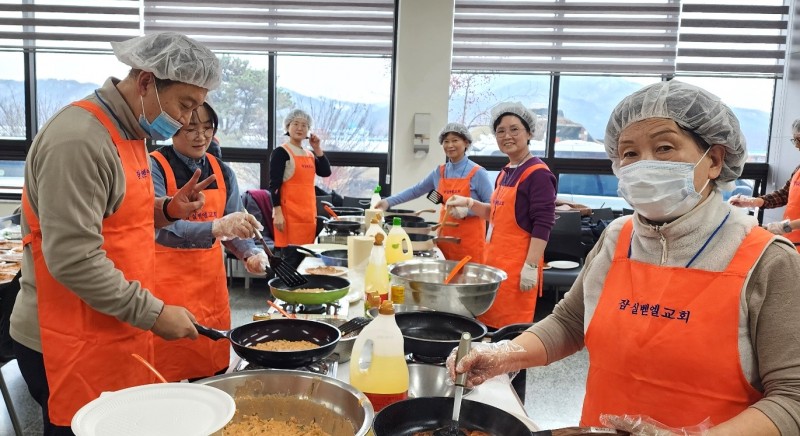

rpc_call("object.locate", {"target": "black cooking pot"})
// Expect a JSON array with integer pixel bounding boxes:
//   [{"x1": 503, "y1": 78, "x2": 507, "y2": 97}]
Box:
[
  {"x1": 373, "y1": 397, "x2": 531, "y2": 436},
  {"x1": 195, "y1": 319, "x2": 340, "y2": 369},
  {"x1": 490, "y1": 323, "x2": 534, "y2": 342},
  {"x1": 320, "y1": 249, "x2": 348, "y2": 267},
  {"x1": 324, "y1": 218, "x2": 361, "y2": 234},
  {"x1": 395, "y1": 311, "x2": 487, "y2": 360}
]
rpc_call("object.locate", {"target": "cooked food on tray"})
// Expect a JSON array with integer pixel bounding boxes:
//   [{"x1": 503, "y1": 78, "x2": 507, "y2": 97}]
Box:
[
  {"x1": 305, "y1": 266, "x2": 345, "y2": 276},
  {"x1": 249, "y1": 340, "x2": 320, "y2": 352},
  {"x1": 222, "y1": 414, "x2": 330, "y2": 435}
]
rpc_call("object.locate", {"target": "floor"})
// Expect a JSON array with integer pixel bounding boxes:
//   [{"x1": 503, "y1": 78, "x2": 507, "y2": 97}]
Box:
[{"x1": 0, "y1": 280, "x2": 586, "y2": 435}]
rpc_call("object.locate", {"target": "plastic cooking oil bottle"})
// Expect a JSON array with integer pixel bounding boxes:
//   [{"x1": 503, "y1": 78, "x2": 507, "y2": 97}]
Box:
[
  {"x1": 365, "y1": 216, "x2": 387, "y2": 240},
  {"x1": 370, "y1": 185, "x2": 382, "y2": 209},
  {"x1": 349, "y1": 300, "x2": 409, "y2": 412},
  {"x1": 385, "y1": 216, "x2": 413, "y2": 265},
  {"x1": 364, "y1": 233, "x2": 389, "y2": 303}
]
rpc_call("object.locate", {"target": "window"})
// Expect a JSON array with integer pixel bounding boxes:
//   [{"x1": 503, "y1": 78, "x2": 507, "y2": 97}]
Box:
[
  {"x1": 557, "y1": 173, "x2": 630, "y2": 211},
  {"x1": 0, "y1": 160, "x2": 24, "y2": 195},
  {"x1": 36, "y1": 53, "x2": 126, "y2": 129},
  {"x1": 556, "y1": 76, "x2": 661, "y2": 159},
  {"x1": 316, "y1": 166, "x2": 380, "y2": 198},
  {"x1": 0, "y1": 52, "x2": 25, "y2": 139},
  {"x1": 227, "y1": 162, "x2": 261, "y2": 193},
  {"x1": 276, "y1": 55, "x2": 391, "y2": 153},
  {"x1": 676, "y1": 77, "x2": 774, "y2": 163},
  {"x1": 207, "y1": 54, "x2": 270, "y2": 149},
  {"x1": 451, "y1": 73, "x2": 551, "y2": 158}
]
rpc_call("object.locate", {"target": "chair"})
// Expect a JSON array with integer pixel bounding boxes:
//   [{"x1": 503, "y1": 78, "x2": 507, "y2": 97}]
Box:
[
  {"x1": 342, "y1": 196, "x2": 371, "y2": 209},
  {"x1": 590, "y1": 208, "x2": 615, "y2": 223},
  {"x1": 316, "y1": 195, "x2": 332, "y2": 218}
]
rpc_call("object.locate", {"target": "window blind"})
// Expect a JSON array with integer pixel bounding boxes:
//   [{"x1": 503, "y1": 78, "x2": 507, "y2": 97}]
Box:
[
  {"x1": 142, "y1": 0, "x2": 394, "y2": 56},
  {"x1": 0, "y1": 1, "x2": 141, "y2": 52},
  {"x1": 452, "y1": 0, "x2": 682, "y2": 75},
  {"x1": 677, "y1": 2, "x2": 788, "y2": 77}
]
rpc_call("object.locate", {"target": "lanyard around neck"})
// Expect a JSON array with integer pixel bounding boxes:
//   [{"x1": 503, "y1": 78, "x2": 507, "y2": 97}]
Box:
[{"x1": 628, "y1": 211, "x2": 731, "y2": 268}]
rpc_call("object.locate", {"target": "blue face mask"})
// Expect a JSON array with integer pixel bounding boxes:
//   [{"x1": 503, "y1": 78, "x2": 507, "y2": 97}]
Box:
[{"x1": 138, "y1": 87, "x2": 182, "y2": 140}]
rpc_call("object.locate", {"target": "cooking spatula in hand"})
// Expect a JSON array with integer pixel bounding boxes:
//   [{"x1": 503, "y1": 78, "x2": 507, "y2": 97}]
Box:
[
  {"x1": 255, "y1": 227, "x2": 308, "y2": 288},
  {"x1": 427, "y1": 189, "x2": 444, "y2": 204}
]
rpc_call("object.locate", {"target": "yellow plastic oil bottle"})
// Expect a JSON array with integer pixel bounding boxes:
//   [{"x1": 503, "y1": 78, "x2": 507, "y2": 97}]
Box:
[
  {"x1": 364, "y1": 233, "x2": 389, "y2": 303},
  {"x1": 385, "y1": 216, "x2": 413, "y2": 265},
  {"x1": 349, "y1": 300, "x2": 409, "y2": 412},
  {"x1": 365, "y1": 216, "x2": 387, "y2": 240}
]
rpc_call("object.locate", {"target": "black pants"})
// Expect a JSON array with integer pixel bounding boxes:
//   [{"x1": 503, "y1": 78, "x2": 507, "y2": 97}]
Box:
[
  {"x1": 0, "y1": 271, "x2": 21, "y2": 362},
  {"x1": 12, "y1": 340, "x2": 75, "y2": 436}
]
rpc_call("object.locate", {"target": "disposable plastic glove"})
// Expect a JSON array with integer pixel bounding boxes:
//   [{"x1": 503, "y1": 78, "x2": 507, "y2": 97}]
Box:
[
  {"x1": 273, "y1": 207, "x2": 285, "y2": 233},
  {"x1": 245, "y1": 251, "x2": 270, "y2": 275},
  {"x1": 728, "y1": 194, "x2": 761, "y2": 208},
  {"x1": 520, "y1": 262, "x2": 538, "y2": 291},
  {"x1": 374, "y1": 199, "x2": 389, "y2": 211},
  {"x1": 600, "y1": 414, "x2": 712, "y2": 436},
  {"x1": 446, "y1": 340, "x2": 527, "y2": 389},
  {"x1": 765, "y1": 219, "x2": 791, "y2": 235},
  {"x1": 211, "y1": 212, "x2": 262, "y2": 241},
  {"x1": 446, "y1": 195, "x2": 473, "y2": 219}
]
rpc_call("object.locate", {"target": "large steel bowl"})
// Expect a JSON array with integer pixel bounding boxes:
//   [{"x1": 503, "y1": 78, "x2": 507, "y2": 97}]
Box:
[
  {"x1": 196, "y1": 369, "x2": 373, "y2": 436},
  {"x1": 389, "y1": 259, "x2": 507, "y2": 317}
]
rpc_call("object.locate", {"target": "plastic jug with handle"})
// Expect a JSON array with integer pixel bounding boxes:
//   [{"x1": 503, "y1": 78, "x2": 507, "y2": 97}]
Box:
[{"x1": 385, "y1": 216, "x2": 413, "y2": 265}]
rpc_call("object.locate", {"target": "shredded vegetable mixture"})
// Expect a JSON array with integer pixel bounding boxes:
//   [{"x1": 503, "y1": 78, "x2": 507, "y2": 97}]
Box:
[
  {"x1": 249, "y1": 340, "x2": 319, "y2": 351},
  {"x1": 222, "y1": 415, "x2": 330, "y2": 436}
]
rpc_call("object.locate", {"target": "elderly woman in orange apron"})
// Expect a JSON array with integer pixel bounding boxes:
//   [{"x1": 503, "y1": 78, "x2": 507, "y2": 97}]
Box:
[
  {"x1": 375, "y1": 122, "x2": 493, "y2": 263},
  {"x1": 269, "y1": 109, "x2": 332, "y2": 248},
  {"x1": 150, "y1": 101, "x2": 266, "y2": 381},
  {"x1": 447, "y1": 81, "x2": 800, "y2": 434},
  {"x1": 730, "y1": 118, "x2": 800, "y2": 252},
  {"x1": 447, "y1": 103, "x2": 557, "y2": 329}
]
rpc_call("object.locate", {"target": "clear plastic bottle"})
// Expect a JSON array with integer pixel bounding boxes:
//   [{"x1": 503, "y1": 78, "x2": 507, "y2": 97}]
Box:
[
  {"x1": 364, "y1": 216, "x2": 387, "y2": 240},
  {"x1": 370, "y1": 185, "x2": 382, "y2": 209},
  {"x1": 349, "y1": 301, "x2": 409, "y2": 412},
  {"x1": 385, "y1": 217, "x2": 413, "y2": 265},
  {"x1": 364, "y1": 233, "x2": 389, "y2": 303}
]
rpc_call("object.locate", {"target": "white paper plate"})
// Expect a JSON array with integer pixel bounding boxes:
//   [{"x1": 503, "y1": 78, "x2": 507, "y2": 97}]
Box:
[
  {"x1": 71, "y1": 383, "x2": 235, "y2": 436},
  {"x1": 547, "y1": 260, "x2": 580, "y2": 269}
]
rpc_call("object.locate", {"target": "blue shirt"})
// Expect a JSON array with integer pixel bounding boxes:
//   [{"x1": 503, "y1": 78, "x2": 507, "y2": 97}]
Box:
[
  {"x1": 386, "y1": 158, "x2": 493, "y2": 215},
  {"x1": 151, "y1": 148, "x2": 260, "y2": 261}
]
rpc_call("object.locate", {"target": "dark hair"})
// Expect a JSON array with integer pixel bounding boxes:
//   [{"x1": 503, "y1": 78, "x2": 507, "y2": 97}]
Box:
[
  {"x1": 128, "y1": 68, "x2": 178, "y2": 91},
  {"x1": 492, "y1": 112, "x2": 531, "y2": 133},
  {"x1": 201, "y1": 101, "x2": 219, "y2": 135}
]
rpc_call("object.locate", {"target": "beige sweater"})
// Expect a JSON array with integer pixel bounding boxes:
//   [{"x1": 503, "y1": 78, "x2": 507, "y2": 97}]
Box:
[
  {"x1": 11, "y1": 78, "x2": 164, "y2": 352},
  {"x1": 530, "y1": 189, "x2": 800, "y2": 432}
]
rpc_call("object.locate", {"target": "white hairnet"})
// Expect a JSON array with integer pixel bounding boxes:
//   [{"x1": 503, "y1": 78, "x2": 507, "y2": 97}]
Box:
[
  {"x1": 491, "y1": 102, "x2": 536, "y2": 132},
  {"x1": 792, "y1": 118, "x2": 800, "y2": 135},
  {"x1": 605, "y1": 80, "x2": 746, "y2": 190},
  {"x1": 284, "y1": 109, "x2": 313, "y2": 130},
  {"x1": 438, "y1": 122, "x2": 473, "y2": 144},
  {"x1": 112, "y1": 32, "x2": 221, "y2": 90}
]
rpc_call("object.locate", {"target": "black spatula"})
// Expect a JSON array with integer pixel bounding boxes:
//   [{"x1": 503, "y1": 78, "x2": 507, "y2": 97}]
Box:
[
  {"x1": 427, "y1": 189, "x2": 443, "y2": 204},
  {"x1": 255, "y1": 227, "x2": 308, "y2": 288}
]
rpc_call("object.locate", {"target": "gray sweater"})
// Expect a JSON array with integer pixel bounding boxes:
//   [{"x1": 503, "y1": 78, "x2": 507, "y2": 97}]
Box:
[{"x1": 530, "y1": 189, "x2": 800, "y2": 432}]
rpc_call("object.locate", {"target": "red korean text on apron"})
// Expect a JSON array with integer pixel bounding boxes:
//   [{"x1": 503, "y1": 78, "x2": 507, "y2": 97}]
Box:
[
  {"x1": 479, "y1": 163, "x2": 547, "y2": 329},
  {"x1": 21, "y1": 100, "x2": 157, "y2": 425},
  {"x1": 150, "y1": 151, "x2": 230, "y2": 381},
  {"x1": 782, "y1": 170, "x2": 800, "y2": 252},
  {"x1": 274, "y1": 144, "x2": 317, "y2": 247},
  {"x1": 437, "y1": 165, "x2": 486, "y2": 264},
  {"x1": 581, "y1": 219, "x2": 770, "y2": 426}
]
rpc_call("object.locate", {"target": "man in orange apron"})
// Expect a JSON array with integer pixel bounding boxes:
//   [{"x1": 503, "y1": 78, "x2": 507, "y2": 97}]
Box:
[
  {"x1": 375, "y1": 123, "x2": 493, "y2": 263},
  {"x1": 730, "y1": 121, "x2": 800, "y2": 252},
  {"x1": 150, "y1": 102, "x2": 265, "y2": 381},
  {"x1": 447, "y1": 104, "x2": 557, "y2": 329},
  {"x1": 269, "y1": 109, "x2": 332, "y2": 248},
  {"x1": 11, "y1": 33, "x2": 220, "y2": 433}
]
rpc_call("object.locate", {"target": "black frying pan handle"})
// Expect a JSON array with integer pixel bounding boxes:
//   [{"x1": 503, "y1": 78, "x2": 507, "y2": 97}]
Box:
[
  {"x1": 288, "y1": 244, "x2": 321, "y2": 258},
  {"x1": 194, "y1": 323, "x2": 228, "y2": 341}
]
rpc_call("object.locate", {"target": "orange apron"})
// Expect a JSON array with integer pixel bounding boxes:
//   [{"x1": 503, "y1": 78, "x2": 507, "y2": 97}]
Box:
[
  {"x1": 479, "y1": 164, "x2": 547, "y2": 329},
  {"x1": 21, "y1": 100, "x2": 157, "y2": 425},
  {"x1": 274, "y1": 144, "x2": 317, "y2": 247},
  {"x1": 782, "y1": 170, "x2": 800, "y2": 252},
  {"x1": 437, "y1": 165, "x2": 486, "y2": 264},
  {"x1": 581, "y1": 218, "x2": 769, "y2": 426},
  {"x1": 150, "y1": 151, "x2": 230, "y2": 381}
]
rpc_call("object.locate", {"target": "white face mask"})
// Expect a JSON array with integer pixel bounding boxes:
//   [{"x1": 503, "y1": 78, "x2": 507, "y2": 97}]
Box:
[{"x1": 617, "y1": 148, "x2": 711, "y2": 222}]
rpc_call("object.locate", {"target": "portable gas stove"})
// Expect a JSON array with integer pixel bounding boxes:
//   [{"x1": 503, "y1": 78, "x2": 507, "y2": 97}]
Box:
[{"x1": 231, "y1": 354, "x2": 338, "y2": 377}]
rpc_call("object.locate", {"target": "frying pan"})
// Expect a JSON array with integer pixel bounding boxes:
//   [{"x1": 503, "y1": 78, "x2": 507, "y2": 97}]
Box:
[
  {"x1": 383, "y1": 214, "x2": 425, "y2": 225},
  {"x1": 373, "y1": 397, "x2": 532, "y2": 435},
  {"x1": 407, "y1": 233, "x2": 460, "y2": 252},
  {"x1": 401, "y1": 221, "x2": 438, "y2": 235},
  {"x1": 395, "y1": 311, "x2": 486, "y2": 360},
  {"x1": 195, "y1": 319, "x2": 340, "y2": 369},
  {"x1": 324, "y1": 218, "x2": 362, "y2": 234},
  {"x1": 321, "y1": 201, "x2": 365, "y2": 217},
  {"x1": 385, "y1": 208, "x2": 436, "y2": 217},
  {"x1": 319, "y1": 249, "x2": 349, "y2": 267},
  {"x1": 268, "y1": 274, "x2": 349, "y2": 305}
]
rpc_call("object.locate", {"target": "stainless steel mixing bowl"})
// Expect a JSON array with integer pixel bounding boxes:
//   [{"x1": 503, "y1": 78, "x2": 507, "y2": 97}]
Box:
[
  {"x1": 389, "y1": 259, "x2": 507, "y2": 317},
  {"x1": 407, "y1": 363, "x2": 472, "y2": 398},
  {"x1": 196, "y1": 369, "x2": 373, "y2": 436}
]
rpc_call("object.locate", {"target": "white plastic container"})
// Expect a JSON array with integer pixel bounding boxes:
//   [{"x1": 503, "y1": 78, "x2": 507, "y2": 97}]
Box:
[
  {"x1": 385, "y1": 217, "x2": 413, "y2": 265},
  {"x1": 370, "y1": 185, "x2": 382, "y2": 210}
]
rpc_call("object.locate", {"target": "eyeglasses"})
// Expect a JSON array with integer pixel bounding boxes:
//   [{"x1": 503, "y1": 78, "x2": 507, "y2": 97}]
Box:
[
  {"x1": 791, "y1": 138, "x2": 800, "y2": 145},
  {"x1": 289, "y1": 121, "x2": 309, "y2": 130},
  {"x1": 182, "y1": 127, "x2": 214, "y2": 139},
  {"x1": 494, "y1": 126, "x2": 524, "y2": 138}
]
